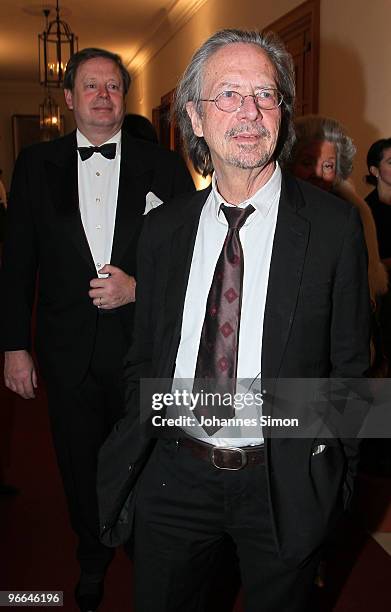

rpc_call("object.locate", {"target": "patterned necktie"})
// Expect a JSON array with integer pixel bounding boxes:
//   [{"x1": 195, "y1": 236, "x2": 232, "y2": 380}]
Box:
[
  {"x1": 193, "y1": 203, "x2": 255, "y2": 435},
  {"x1": 77, "y1": 143, "x2": 116, "y2": 161}
]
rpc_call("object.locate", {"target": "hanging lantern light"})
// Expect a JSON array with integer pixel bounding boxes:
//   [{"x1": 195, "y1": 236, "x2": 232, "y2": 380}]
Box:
[
  {"x1": 38, "y1": 1, "x2": 78, "y2": 87},
  {"x1": 39, "y1": 89, "x2": 61, "y2": 140}
]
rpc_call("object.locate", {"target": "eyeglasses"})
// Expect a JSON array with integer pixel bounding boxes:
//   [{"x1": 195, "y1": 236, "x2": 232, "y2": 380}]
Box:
[{"x1": 200, "y1": 89, "x2": 283, "y2": 112}]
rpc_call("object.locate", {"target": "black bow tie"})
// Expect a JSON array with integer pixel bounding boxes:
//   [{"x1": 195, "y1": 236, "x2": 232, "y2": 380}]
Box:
[{"x1": 77, "y1": 143, "x2": 117, "y2": 161}]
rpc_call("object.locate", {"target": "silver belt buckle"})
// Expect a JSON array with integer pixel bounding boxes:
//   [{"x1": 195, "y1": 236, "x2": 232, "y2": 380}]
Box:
[{"x1": 211, "y1": 446, "x2": 248, "y2": 470}]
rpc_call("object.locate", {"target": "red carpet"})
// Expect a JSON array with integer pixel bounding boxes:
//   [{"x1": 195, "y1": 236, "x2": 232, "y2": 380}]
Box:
[
  {"x1": 353, "y1": 473, "x2": 391, "y2": 532},
  {"x1": 1, "y1": 372, "x2": 390, "y2": 611}
]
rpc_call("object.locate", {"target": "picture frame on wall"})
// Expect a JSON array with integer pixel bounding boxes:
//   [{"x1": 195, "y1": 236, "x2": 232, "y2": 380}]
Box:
[{"x1": 12, "y1": 114, "x2": 65, "y2": 161}]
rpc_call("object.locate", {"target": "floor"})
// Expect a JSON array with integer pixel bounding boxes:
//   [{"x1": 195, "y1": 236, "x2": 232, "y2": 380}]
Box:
[{"x1": 1, "y1": 375, "x2": 390, "y2": 612}]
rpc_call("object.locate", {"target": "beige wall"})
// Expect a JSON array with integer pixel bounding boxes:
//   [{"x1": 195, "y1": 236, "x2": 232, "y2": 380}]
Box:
[
  {"x1": 127, "y1": 0, "x2": 391, "y2": 195},
  {"x1": 319, "y1": 0, "x2": 391, "y2": 194},
  {"x1": 0, "y1": 83, "x2": 74, "y2": 190},
  {"x1": 127, "y1": 0, "x2": 301, "y2": 116},
  {"x1": 126, "y1": 0, "x2": 302, "y2": 188},
  {"x1": 1, "y1": 0, "x2": 390, "y2": 196}
]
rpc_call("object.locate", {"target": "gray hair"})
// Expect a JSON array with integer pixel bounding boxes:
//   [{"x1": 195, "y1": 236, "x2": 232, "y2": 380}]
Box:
[
  {"x1": 289, "y1": 115, "x2": 356, "y2": 180},
  {"x1": 173, "y1": 29, "x2": 296, "y2": 177}
]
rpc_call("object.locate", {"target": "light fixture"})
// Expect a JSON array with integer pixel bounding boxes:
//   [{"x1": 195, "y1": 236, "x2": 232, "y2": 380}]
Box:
[
  {"x1": 38, "y1": 0, "x2": 78, "y2": 87},
  {"x1": 38, "y1": 2, "x2": 78, "y2": 139},
  {"x1": 39, "y1": 88, "x2": 61, "y2": 140}
]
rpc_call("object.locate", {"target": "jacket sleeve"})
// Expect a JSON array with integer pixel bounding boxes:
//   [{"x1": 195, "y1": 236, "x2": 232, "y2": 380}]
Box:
[
  {"x1": 123, "y1": 211, "x2": 156, "y2": 419},
  {"x1": 97, "y1": 212, "x2": 157, "y2": 546},
  {"x1": 330, "y1": 205, "x2": 371, "y2": 378},
  {"x1": 0, "y1": 150, "x2": 38, "y2": 352},
  {"x1": 330, "y1": 205, "x2": 371, "y2": 506}
]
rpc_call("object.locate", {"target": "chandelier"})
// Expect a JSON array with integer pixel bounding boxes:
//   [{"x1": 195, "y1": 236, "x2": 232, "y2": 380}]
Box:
[
  {"x1": 38, "y1": 0, "x2": 78, "y2": 87},
  {"x1": 38, "y1": 1, "x2": 78, "y2": 138},
  {"x1": 39, "y1": 89, "x2": 61, "y2": 140}
]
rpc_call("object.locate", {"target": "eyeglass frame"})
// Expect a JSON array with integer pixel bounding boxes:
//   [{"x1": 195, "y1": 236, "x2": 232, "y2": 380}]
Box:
[{"x1": 199, "y1": 88, "x2": 284, "y2": 113}]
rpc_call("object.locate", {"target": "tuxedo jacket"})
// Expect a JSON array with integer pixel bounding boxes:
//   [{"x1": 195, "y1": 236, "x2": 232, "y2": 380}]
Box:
[
  {"x1": 0, "y1": 130, "x2": 194, "y2": 386},
  {"x1": 98, "y1": 171, "x2": 370, "y2": 566}
]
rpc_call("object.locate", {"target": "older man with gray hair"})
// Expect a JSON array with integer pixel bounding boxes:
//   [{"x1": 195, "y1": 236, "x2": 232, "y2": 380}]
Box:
[{"x1": 98, "y1": 29, "x2": 370, "y2": 612}]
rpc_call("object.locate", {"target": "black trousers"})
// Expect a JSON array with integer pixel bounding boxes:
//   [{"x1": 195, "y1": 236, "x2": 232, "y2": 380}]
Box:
[
  {"x1": 45, "y1": 313, "x2": 127, "y2": 575},
  {"x1": 134, "y1": 439, "x2": 320, "y2": 612}
]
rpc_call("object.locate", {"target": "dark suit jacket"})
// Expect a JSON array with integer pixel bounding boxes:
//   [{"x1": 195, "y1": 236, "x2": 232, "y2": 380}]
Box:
[
  {"x1": 97, "y1": 171, "x2": 370, "y2": 566},
  {"x1": 0, "y1": 130, "x2": 194, "y2": 386}
]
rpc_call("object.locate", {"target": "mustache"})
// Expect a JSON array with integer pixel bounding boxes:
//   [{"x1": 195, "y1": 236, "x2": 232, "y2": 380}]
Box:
[
  {"x1": 225, "y1": 124, "x2": 271, "y2": 139},
  {"x1": 92, "y1": 100, "x2": 113, "y2": 108}
]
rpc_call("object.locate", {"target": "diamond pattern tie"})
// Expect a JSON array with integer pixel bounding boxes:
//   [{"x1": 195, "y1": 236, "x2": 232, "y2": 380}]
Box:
[{"x1": 193, "y1": 204, "x2": 255, "y2": 435}]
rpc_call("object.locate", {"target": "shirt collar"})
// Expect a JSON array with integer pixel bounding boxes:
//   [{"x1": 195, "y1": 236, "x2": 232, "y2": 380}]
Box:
[
  {"x1": 76, "y1": 129, "x2": 122, "y2": 151},
  {"x1": 211, "y1": 163, "x2": 281, "y2": 222}
]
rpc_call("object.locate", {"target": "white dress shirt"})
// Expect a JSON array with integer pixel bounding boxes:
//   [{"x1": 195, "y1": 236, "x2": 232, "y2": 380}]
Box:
[
  {"x1": 77, "y1": 129, "x2": 121, "y2": 277},
  {"x1": 171, "y1": 163, "x2": 282, "y2": 446}
]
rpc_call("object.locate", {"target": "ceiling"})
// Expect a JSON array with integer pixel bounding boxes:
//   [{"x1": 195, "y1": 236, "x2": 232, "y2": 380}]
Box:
[{"x1": 0, "y1": 0, "x2": 206, "y2": 83}]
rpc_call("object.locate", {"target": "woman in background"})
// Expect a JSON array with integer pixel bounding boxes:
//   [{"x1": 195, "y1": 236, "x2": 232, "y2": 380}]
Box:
[
  {"x1": 365, "y1": 138, "x2": 391, "y2": 267},
  {"x1": 289, "y1": 115, "x2": 388, "y2": 303},
  {"x1": 365, "y1": 138, "x2": 391, "y2": 369},
  {"x1": 364, "y1": 139, "x2": 391, "y2": 474}
]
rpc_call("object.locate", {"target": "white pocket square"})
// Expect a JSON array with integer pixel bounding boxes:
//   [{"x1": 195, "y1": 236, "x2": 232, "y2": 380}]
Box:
[
  {"x1": 312, "y1": 444, "x2": 327, "y2": 456},
  {"x1": 144, "y1": 191, "x2": 164, "y2": 215}
]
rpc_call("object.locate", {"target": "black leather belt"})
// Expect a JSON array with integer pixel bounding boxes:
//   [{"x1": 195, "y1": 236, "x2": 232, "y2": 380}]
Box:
[{"x1": 180, "y1": 437, "x2": 265, "y2": 470}]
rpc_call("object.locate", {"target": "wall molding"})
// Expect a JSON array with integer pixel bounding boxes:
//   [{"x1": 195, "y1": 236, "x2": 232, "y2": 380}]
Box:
[{"x1": 126, "y1": 0, "x2": 208, "y2": 76}]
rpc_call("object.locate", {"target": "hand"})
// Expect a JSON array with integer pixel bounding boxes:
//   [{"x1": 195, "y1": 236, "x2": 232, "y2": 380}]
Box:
[
  {"x1": 4, "y1": 350, "x2": 37, "y2": 399},
  {"x1": 89, "y1": 265, "x2": 136, "y2": 309}
]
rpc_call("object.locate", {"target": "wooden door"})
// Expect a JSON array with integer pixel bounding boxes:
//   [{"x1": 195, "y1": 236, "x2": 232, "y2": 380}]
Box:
[
  {"x1": 266, "y1": 0, "x2": 320, "y2": 116},
  {"x1": 152, "y1": 90, "x2": 183, "y2": 154}
]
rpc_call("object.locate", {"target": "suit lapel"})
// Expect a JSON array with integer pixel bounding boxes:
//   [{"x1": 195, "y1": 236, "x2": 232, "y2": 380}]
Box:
[
  {"x1": 111, "y1": 132, "x2": 155, "y2": 266},
  {"x1": 162, "y1": 189, "x2": 210, "y2": 374},
  {"x1": 45, "y1": 132, "x2": 95, "y2": 270},
  {"x1": 262, "y1": 173, "x2": 310, "y2": 379},
  {"x1": 159, "y1": 176, "x2": 310, "y2": 379}
]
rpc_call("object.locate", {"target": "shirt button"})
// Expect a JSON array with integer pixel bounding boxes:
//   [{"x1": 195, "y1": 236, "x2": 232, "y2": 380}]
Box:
[
  {"x1": 96, "y1": 224, "x2": 102, "y2": 230},
  {"x1": 96, "y1": 171, "x2": 100, "y2": 176},
  {"x1": 96, "y1": 262, "x2": 101, "y2": 269},
  {"x1": 96, "y1": 197, "x2": 101, "y2": 204}
]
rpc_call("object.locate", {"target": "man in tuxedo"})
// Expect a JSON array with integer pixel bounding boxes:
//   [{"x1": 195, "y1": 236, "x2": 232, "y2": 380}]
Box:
[
  {"x1": 97, "y1": 30, "x2": 370, "y2": 612},
  {"x1": 0, "y1": 48, "x2": 194, "y2": 611}
]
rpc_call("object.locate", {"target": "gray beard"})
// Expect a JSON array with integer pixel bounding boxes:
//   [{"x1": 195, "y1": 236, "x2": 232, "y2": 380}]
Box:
[
  {"x1": 225, "y1": 124, "x2": 274, "y2": 169},
  {"x1": 226, "y1": 149, "x2": 271, "y2": 169}
]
